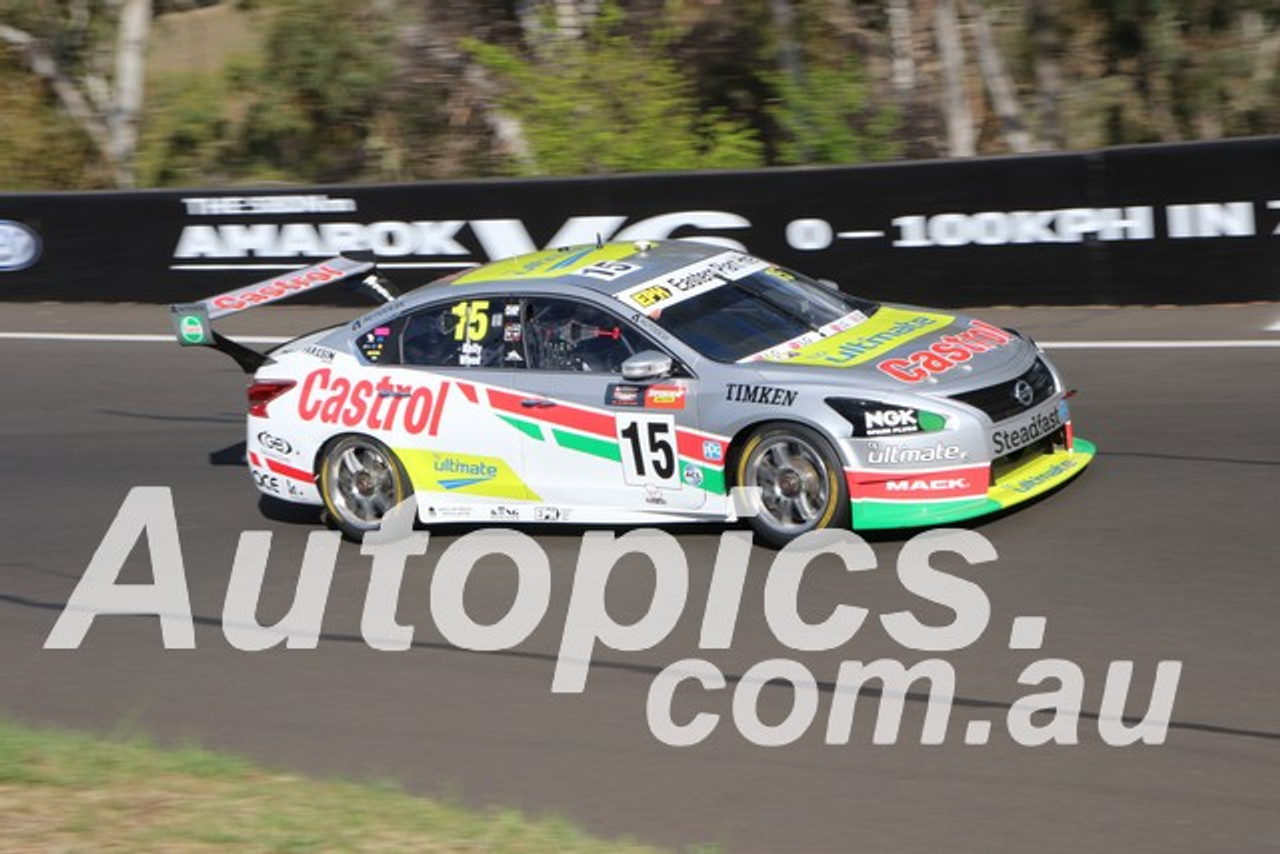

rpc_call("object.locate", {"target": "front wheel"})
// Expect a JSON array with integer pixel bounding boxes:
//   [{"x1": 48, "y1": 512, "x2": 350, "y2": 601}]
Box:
[
  {"x1": 734, "y1": 423, "x2": 849, "y2": 547},
  {"x1": 318, "y1": 435, "x2": 412, "y2": 540}
]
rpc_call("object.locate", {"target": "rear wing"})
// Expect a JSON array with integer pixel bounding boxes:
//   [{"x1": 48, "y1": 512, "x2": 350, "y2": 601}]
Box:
[{"x1": 169, "y1": 252, "x2": 400, "y2": 372}]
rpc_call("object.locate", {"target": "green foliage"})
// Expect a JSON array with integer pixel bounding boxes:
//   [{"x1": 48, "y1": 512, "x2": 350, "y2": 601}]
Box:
[
  {"x1": 466, "y1": 6, "x2": 764, "y2": 175},
  {"x1": 136, "y1": 71, "x2": 233, "y2": 187},
  {"x1": 768, "y1": 60, "x2": 902, "y2": 166},
  {"x1": 0, "y1": 50, "x2": 108, "y2": 189},
  {"x1": 226, "y1": 0, "x2": 397, "y2": 183}
]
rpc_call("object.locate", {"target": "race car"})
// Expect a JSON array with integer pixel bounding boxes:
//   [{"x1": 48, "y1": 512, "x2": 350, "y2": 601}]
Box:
[{"x1": 170, "y1": 239, "x2": 1094, "y2": 545}]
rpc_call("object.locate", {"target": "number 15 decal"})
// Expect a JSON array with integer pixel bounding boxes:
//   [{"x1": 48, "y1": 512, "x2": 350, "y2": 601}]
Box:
[{"x1": 617, "y1": 414, "x2": 679, "y2": 489}]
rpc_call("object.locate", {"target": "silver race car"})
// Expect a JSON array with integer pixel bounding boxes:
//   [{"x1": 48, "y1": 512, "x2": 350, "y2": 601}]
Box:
[{"x1": 171, "y1": 239, "x2": 1093, "y2": 545}]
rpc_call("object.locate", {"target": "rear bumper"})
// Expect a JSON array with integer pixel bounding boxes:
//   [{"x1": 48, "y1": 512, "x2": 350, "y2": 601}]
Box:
[{"x1": 848, "y1": 438, "x2": 1096, "y2": 530}]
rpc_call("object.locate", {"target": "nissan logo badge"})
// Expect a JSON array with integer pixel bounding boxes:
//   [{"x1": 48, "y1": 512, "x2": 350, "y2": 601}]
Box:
[
  {"x1": 0, "y1": 221, "x2": 41, "y2": 272},
  {"x1": 1013, "y1": 379, "x2": 1034, "y2": 407}
]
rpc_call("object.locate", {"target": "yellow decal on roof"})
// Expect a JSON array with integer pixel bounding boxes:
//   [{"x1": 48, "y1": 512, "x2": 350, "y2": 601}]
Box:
[
  {"x1": 452, "y1": 244, "x2": 640, "y2": 285},
  {"x1": 748, "y1": 307, "x2": 954, "y2": 366}
]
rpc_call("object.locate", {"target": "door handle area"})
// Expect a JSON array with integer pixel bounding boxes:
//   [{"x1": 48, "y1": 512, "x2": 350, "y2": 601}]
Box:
[{"x1": 520, "y1": 398, "x2": 557, "y2": 408}]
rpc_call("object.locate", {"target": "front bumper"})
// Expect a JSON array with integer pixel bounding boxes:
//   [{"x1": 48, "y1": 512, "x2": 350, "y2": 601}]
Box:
[{"x1": 847, "y1": 438, "x2": 1096, "y2": 530}]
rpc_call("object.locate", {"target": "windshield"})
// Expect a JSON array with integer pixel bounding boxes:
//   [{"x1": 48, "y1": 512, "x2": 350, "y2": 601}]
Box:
[{"x1": 650, "y1": 266, "x2": 879, "y2": 362}]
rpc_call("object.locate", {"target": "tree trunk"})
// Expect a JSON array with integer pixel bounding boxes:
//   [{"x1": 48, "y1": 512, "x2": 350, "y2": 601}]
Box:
[
  {"x1": 110, "y1": 0, "x2": 152, "y2": 187},
  {"x1": 888, "y1": 0, "x2": 916, "y2": 95},
  {"x1": 934, "y1": 0, "x2": 975, "y2": 156},
  {"x1": 1028, "y1": 0, "x2": 1063, "y2": 149},
  {"x1": 967, "y1": 0, "x2": 1032, "y2": 153}
]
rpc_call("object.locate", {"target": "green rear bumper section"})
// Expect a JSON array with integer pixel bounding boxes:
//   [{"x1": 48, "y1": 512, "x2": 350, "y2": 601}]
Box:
[{"x1": 851, "y1": 438, "x2": 1097, "y2": 530}]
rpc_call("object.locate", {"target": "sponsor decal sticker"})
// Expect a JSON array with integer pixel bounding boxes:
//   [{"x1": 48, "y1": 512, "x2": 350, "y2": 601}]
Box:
[
  {"x1": 606, "y1": 384, "x2": 644, "y2": 407},
  {"x1": 865, "y1": 441, "x2": 965, "y2": 465},
  {"x1": 297, "y1": 369, "x2": 449, "y2": 436},
  {"x1": 644, "y1": 384, "x2": 687, "y2": 410},
  {"x1": 358, "y1": 326, "x2": 391, "y2": 362},
  {"x1": 850, "y1": 464, "x2": 990, "y2": 501},
  {"x1": 210, "y1": 263, "x2": 348, "y2": 314},
  {"x1": 304, "y1": 345, "x2": 336, "y2": 362},
  {"x1": 255, "y1": 431, "x2": 294, "y2": 456},
  {"x1": 615, "y1": 252, "x2": 767, "y2": 312},
  {"x1": 399, "y1": 449, "x2": 535, "y2": 499},
  {"x1": 179, "y1": 314, "x2": 206, "y2": 345},
  {"x1": 725, "y1": 383, "x2": 797, "y2": 407},
  {"x1": 747, "y1": 308, "x2": 950, "y2": 366},
  {"x1": 991, "y1": 404, "x2": 1064, "y2": 455},
  {"x1": 1006, "y1": 458, "x2": 1079, "y2": 494},
  {"x1": 433, "y1": 457, "x2": 499, "y2": 490},
  {"x1": 877, "y1": 320, "x2": 1015, "y2": 383}
]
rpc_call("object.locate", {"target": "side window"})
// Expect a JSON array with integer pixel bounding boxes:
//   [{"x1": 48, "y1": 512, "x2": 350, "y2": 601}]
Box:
[
  {"x1": 400, "y1": 297, "x2": 516, "y2": 368},
  {"x1": 353, "y1": 319, "x2": 402, "y2": 365},
  {"x1": 523, "y1": 298, "x2": 653, "y2": 373}
]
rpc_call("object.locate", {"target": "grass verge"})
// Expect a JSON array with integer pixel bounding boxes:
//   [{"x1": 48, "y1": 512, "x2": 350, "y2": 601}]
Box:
[{"x1": 0, "y1": 717, "x2": 678, "y2": 853}]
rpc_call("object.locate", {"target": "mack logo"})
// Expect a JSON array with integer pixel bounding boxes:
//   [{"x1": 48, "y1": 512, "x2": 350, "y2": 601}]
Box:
[
  {"x1": 434, "y1": 458, "x2": 498, "y2": 489},
  {"x1": 885, "y1": 477, "x2": 970, "y2": 492},
  {"x1": 726, "y1": 383, "x2": 798, "y2": 407},
  {"x1": 173, "y1": 211, "x2": 749, "y2": 263}
]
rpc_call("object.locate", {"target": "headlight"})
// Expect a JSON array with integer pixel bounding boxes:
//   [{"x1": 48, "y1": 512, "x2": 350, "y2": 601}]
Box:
[{"x1": 825, "y1": 398, "x2": 948, "y2": 437}]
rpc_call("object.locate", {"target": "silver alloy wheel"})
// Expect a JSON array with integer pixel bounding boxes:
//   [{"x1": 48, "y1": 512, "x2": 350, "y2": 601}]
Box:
[
  {"x1": 322, "y1": 437, "x2": 402, "y2": 532},
  {"x1": 742, "y1": 433, "x2": 832, "y2": 535}
]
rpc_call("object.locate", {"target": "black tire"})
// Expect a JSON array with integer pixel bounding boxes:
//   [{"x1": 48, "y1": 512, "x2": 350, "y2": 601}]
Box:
[
  {"x1": 733, "y1": 423, "x2": 850, "y2": 547},
  {"x1": 318, "y1": 435, "x2": 413, "y2": 541}
]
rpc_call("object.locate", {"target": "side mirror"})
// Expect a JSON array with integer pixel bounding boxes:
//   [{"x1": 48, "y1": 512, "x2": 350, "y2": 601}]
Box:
[
  {"x1": 817, "y1": 278, "x2": 840, "y2": 291},
  {"x1": 621, "y1": 350, "x2": 674, "y2": 381}
]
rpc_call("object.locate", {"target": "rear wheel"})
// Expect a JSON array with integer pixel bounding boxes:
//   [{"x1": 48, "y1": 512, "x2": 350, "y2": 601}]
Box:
[
  {"x1": 735, "y1": 423, "x2": 849, "y2": 547},
  {"x1": 318, "y1": 435, "x2": 412, "y2": 540}
]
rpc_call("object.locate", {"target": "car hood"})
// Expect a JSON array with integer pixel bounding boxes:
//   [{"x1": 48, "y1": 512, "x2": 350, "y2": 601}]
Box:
[{"x1": 741, "y1": 305, "x2": 1034, "y2": 394}]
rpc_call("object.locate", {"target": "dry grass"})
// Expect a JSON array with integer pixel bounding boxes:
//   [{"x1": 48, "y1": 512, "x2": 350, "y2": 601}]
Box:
[
  {"x1": 0, "y1": 718, "x2": 680, "y2": 854},
  {"x1": 149, "y1": 2, "x2": 267, "y2": 76}
]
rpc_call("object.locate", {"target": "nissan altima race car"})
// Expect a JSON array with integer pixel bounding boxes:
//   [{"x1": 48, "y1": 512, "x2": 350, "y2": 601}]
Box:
[{"x1": 170, "y1": 239, "x2": 1094, "y2": 545}]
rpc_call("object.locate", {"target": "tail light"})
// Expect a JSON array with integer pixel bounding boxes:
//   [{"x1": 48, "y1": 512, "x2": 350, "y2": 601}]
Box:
[{"x1": 247, "y1": 379, "x2": 296, "y2": 418}]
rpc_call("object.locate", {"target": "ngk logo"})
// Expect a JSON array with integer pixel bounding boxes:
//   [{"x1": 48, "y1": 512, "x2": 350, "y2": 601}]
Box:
[
  {"x1": 885, "y1": 477, "x2": 970, "y2": 492},
  {"x1": 865, "y1": 409, "x2": 917, "y2": 430}
]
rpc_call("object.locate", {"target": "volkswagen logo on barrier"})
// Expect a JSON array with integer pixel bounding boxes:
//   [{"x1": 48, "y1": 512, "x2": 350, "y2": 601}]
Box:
[
  {"x1": 1013, "y1": 379, "x2": 1035, "y2": 407},
  {"x1": 0, "y1": 221, "x2": 41, "y2": 272}
]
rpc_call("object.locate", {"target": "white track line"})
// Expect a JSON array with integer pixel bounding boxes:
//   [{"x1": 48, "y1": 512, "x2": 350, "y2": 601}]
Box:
[
  {"x1": 0, "y1": 332, "x2": 289, "y2": 344},
  {"x1": 1, "y1": 332, "x2": 1279, "y2": 348},
  {"x1": 1041, "y1": 340, "x2": 1280, "y2": 349}
]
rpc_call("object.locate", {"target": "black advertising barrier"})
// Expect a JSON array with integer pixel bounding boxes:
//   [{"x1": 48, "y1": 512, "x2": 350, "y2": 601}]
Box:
[{"x1": 1, "y1": 136, "x2": 1279, "y2": 307}]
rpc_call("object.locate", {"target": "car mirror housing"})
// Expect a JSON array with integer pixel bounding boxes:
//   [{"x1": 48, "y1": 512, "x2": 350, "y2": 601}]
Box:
[{"x1": 621, "y1": 350, "x2": 674, "y2": 381}]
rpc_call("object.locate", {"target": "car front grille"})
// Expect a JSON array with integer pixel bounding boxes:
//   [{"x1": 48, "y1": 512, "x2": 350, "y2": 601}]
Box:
[{"x1": 951, "y1": 357, "x2": 1056, "y2": 423}]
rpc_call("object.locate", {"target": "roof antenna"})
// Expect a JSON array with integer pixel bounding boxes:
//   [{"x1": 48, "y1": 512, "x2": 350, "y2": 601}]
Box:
[{"x1": 595, "y1": 232, "x2": 603, "y2": 249}]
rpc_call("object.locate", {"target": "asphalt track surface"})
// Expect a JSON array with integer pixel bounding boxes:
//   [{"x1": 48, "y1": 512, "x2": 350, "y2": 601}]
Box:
[{"x1": 2, "y1": 302, "x2": 1278, "y2": 853}]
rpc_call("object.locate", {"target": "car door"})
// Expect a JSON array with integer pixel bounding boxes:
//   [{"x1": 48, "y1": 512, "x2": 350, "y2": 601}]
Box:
[
  {"x1": 384, "y1": 294, "x2": 540, "y2": 513},
  {"x1": 511, "y1": 295, "x2": 707, "y2": 513}
]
